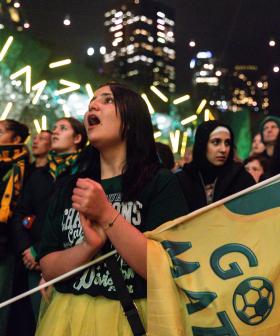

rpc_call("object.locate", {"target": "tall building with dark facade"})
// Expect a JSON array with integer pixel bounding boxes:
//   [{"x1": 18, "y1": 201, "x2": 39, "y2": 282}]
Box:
[
  {"x1": 103, "y1": 0, "x2": 176, "y2": 92},
  {"x1": 190, "y1": 51, "x2": 269, "y2": 115},
  {"x1": 231, "y1": 65, "x2": 269, "y2": 114}
]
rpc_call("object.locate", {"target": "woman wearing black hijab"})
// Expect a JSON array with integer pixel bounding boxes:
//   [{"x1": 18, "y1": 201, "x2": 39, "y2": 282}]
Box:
[{"x1": 176, "y1": 121, "x2": 255, "y2": 212}]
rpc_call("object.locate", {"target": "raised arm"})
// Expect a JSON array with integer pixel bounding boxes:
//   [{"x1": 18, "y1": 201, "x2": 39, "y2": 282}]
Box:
[{"x1": 72, "y1": 178, "x2": 148, "y2": 279}]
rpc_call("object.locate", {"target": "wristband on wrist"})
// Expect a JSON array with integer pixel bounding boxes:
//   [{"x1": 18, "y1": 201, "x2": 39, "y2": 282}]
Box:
[{"x1": 103, "y1": 212, "x2": 120, "y2": 231}]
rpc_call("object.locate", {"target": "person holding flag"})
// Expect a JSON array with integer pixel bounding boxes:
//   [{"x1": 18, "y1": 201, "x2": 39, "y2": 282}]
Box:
[{"x1": 36, "y1": 82, "x2": 188, "y2": 336}]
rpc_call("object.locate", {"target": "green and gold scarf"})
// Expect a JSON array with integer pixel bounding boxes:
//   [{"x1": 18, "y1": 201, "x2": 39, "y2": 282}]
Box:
[
  {"x1": 48, "y1": 150, "x2": 81, "y2": 180},
  {"x1": 0, "y1": 144, "x2": 29, "y2": 223}
]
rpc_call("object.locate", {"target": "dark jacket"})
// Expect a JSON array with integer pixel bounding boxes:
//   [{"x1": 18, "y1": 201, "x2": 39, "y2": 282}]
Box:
[
  {"x1": 11, "y1": 163, "x2": 54, "y2": 255},
  {"x1": 11, "y1": 148, "x2": 89, "y2": 257},
  {"x1": 176, "y1": 161, "x2": 255, "y2": 212}
]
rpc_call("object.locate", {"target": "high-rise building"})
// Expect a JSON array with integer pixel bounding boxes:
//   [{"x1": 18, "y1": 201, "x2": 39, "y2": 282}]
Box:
[
  {"x1": 190, "y1": 51, "x2": 269, "y2": 115},
  {"x1": 103, "y1": 0, "x2": 176, "y2": 92},
  {"x1": 230, "y1": 65, "x2": 269, "y2": 114}
]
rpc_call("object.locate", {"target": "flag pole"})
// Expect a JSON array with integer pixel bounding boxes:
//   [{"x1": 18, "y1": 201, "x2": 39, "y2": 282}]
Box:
[
  {"x1": 0, "y1": 250, "x2": 117, "y2": 309},
  {"x1": 2, "y1": 174, "x2": 280, "y2": 309}
]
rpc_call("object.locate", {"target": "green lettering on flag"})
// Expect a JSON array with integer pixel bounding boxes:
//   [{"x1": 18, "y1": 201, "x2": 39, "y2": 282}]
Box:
[
  {"x1": 210, "y1": 243, "x2": 258, "y2": 280},
  {"x1": 161, "y1": 240, "x2": 200, "y2": 277},
  {"x1": 192, "y1": 312, "x2": 239, "y2": 336},
  {"x1": 184, "y1": 290, "x2": 217, "y2": 314}
]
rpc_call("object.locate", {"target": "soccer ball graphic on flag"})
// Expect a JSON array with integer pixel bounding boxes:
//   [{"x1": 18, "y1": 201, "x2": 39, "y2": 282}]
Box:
[{"x1": 233, "y1": 277, "x2": 274, "y2": 325}]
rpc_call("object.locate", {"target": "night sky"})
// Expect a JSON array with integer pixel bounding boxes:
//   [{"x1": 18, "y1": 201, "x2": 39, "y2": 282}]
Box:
[{"x1": 21, "y1": 0, "x2": 280, "y2": 111}]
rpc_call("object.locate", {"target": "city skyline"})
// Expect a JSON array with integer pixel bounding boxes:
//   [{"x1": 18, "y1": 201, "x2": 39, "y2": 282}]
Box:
[{"x1": 2, "y1": 0, "x2": 280, "y2": 114}]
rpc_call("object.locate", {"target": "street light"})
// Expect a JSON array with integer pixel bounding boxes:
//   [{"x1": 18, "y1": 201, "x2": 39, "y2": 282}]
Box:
[
  {"x1": 87, "y1": 47, "x2": 94, "y2": 56},
  {"x1": 100, "y1": 46, "x2": 106, "y2": 55},
  {"x1": 63, "y1": 15, "x2": 71, "y2": 26},
  {"x1": 189, "y1": 40, "x2": 196, "y2": 47}
]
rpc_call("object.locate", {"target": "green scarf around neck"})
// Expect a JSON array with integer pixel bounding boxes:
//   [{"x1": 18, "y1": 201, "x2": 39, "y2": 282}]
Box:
[
  {"x1": 0, "y1": 144, "x2": 29, "y2": 223},
  {"x1": 48, "y1": 150, "x2": 81, "y2": 180}
]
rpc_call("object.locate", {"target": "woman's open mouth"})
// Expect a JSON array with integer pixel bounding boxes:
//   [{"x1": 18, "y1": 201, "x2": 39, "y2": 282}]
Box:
[{"x1": 88, "y1": 115, "x2": 100, "y2": 126}]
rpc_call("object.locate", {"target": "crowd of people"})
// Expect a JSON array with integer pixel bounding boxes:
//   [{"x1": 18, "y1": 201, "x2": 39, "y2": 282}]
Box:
[{"x1": 0, "y1": 82, "x2": 279, "y2": 336}]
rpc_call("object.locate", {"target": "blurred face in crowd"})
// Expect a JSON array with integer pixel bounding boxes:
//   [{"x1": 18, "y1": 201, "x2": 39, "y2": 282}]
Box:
[
  {"x1": 32, "y1": 131, "x2": 52, "y2": 158},
  {"x1": 184, "y1": 147, "x2": 193, "y2": 164},
  {"x1": 51, "y1": 119, "x2": 81, "y2": 154},
  {"x1": 84, "y1": 85, "x2": 124, "y2": 151},
  {"x1": 251, "y1": 133, "x2": 265, "y2": 155},
  {"x1": 262, "y1": 121, "x2": 279, "y2": 145},
  {"x1": 245, "y1": 159, "x2": 264, "y2": 183},
  {"x1": 206, "y1": 131, "x2": 231, "y2": 166},
  {"x1": 0, "y1": 120, "x2": 19, "y2": 145}
]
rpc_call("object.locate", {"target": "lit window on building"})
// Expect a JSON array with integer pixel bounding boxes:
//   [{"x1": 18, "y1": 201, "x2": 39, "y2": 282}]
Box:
[
  {"x1": 114, "y1": 31, "x2": 123, "y2": 37},
  {"x1": 112, "y1": 37, "x2": 123, "y2": 46},
  {"x1": 109, "y1": 24, "x2": 123, "y2": 32},
  {"x1": 127, "y1": 69, "x2": 139, "y2": 76},
  {"x1": 165, "y1": 18, "x2": 175, "y2": 26},
  {"x1": 115, "y1": 11, "x2": 123, "y2": 18},
  {"x1": 157, "y1": 24, "x2": 165, "y2": 30},
  {"x1": 114, "y1": 18, "x2": 123, "y2": 25},
  {"x1": 157, "y1": 11, "x2": 165, "y2": 18},
  {"x1": 157, "y1": 31, "x2": 166, "y2": 38},
  {"x1": 141, "y1": 43, "x2": 153, "y2": 51},
  {"x1": 157, "y1": 37, "x2": 165, "y2": 44},
  {"x1": 157, "y1": 18, "x2": 165, "y2": 25}
]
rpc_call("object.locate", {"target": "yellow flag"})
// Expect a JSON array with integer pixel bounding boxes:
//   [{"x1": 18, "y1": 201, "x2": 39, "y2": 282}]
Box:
[{"x1": 146, "y1": 176, "x2": 280, "y2": 336}]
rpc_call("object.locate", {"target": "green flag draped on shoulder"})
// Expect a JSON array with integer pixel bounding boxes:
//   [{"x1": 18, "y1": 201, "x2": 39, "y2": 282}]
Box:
[{"x1": 146, "y1": 175, "x2": 280, "y2": 336}]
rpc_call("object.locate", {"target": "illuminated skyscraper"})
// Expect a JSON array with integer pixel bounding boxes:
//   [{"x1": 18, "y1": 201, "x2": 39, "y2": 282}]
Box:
[
  {"x1": 191, "y1": 51, "x2": 219, "y2": 87},
  {"x1": 190, "y1": 51, "x2": 269, "y2": 115},
  {"x1": 103, "y1": 0, "x2": 176, "y2": 92},
  {"x1": 231, "y1": 65, "x2": 269, "y2": 114}
]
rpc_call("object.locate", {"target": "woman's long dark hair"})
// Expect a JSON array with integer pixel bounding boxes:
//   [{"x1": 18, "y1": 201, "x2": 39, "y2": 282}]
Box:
[{"x1": 85, "y1": 82, "x2": 160, "y2": 201}]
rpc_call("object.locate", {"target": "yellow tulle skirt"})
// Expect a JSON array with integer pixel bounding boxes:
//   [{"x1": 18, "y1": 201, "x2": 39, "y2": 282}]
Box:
[{"x1": 35, "y1": 290, "x2": 147, "y2": 336}]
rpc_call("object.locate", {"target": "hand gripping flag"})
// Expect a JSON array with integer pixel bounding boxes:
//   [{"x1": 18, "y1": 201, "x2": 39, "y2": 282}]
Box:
[{"x1": 146, "y1": 175, "x2": 280, "y2": 336}]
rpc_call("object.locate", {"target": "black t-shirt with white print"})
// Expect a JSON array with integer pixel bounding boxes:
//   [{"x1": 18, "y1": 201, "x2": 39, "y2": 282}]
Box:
[{"x1": 39, "y1": 169, "x2": 188, "y2": 300}]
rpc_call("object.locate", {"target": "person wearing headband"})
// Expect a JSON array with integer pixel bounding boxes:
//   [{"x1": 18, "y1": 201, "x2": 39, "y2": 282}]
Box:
[{"x1": 176, "y1": 120, "x2": 255, "y2": 212}]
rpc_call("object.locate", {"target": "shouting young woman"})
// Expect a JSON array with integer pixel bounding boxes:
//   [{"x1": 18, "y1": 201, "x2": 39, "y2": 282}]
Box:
[{"x1": 36, "y1": 83, "x2": 188, "y2": 336}]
